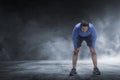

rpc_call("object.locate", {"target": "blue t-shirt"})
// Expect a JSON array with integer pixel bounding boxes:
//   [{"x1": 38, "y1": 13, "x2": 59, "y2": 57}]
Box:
[{"x1": 72, "y1": 22, "x2": 97, "y2": 48}]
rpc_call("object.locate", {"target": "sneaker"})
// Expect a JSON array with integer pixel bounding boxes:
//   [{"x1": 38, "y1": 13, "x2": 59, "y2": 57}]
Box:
[
  {"x1": 69, "y1": 68, "x2": 77, "y2": 76},
  {"x1": 93, "y1": 67, "x2": 101, "y2": 75}
]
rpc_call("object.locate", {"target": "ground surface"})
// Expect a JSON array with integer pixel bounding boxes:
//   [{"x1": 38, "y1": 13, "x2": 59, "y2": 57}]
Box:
[{"x1": 0, "y1": 60, "x2": 120, "y2": 80}]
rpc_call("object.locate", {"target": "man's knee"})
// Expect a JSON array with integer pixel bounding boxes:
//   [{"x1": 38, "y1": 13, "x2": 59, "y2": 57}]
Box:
[
  {"x1": 90, "y1": 48, "x2": 96, "y2": 54},
  {"x1": 73, "y1": 48, "x2": 79, "y2": 55}
]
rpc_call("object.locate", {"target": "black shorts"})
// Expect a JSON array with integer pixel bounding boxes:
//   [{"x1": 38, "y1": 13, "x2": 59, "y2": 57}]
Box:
[{"x1": 77, "y1": 34, "x2": 92, "y2": 48}]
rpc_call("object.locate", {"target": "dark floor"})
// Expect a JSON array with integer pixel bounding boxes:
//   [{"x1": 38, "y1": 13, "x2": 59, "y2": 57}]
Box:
[{"x1": 0, "y1": 60, "x2": 120, "y2": 80}]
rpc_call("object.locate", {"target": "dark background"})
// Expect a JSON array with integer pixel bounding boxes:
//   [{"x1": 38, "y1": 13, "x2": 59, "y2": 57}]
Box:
[{"x1": 0, "y1": 0, "x2": 120, "y2": 60}]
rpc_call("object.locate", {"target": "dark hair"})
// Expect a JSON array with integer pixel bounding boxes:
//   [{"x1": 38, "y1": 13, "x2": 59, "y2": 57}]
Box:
[{"x1": 80, "y1": 20, "x2": 89, "y2": 27}]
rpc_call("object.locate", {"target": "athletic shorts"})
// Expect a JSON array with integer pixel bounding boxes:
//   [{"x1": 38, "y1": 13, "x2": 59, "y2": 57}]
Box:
[{"x1": 76, "y1": 34, "x2": 92, "y2": 48}]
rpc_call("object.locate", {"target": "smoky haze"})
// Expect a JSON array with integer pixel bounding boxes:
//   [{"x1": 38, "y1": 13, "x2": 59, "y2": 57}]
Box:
[{"x1": 0, "y1": 0, "x2": 120, "y2": 61}]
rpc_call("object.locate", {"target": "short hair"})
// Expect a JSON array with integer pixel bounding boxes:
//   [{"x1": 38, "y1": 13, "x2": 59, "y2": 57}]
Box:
[{"x1": 80, "y1": 20, "x2": 89, "y2": 27}]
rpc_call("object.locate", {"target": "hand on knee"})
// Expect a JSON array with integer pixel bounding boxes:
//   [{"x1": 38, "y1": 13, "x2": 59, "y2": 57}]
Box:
[
  {"x1": 90, "y1": 48, "x2": 96, "y2": 54},
  {"x1": 74, "y1": 48, "x2": 79, "y2": 55}
]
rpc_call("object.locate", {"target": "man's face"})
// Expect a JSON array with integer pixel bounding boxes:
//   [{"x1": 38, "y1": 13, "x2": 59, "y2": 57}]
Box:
[{"x1": 81, "y1": 26, "x2": 88, "y2": 32}]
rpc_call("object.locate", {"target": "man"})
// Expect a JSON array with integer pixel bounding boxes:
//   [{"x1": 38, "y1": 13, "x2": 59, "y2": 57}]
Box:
[{"x1": 69, "y1": 20, "x2": 101, "y2": 76}]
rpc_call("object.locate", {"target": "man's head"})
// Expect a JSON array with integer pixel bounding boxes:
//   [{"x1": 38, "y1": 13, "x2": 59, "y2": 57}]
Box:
[{"x1": 80, "y1": 20, "x2": 89, "y2": 32}]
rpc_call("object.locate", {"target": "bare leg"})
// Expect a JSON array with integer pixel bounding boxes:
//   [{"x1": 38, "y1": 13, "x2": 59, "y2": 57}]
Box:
[
  {"x1": 69, "y1": 48, "x2": 80, "y2": 76},
  {"x1": 89, "y1": 47, "x2": 97, "y2": 68},
  {"x1": 72, "y1": 48, "x2": 79, "y2": 68}
]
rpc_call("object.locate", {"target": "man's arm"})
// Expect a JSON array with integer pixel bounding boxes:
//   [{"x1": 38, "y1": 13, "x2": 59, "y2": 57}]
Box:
[
  {"x1": 72, "y1": 26, "x2": 79, "y2": 49},
  {"x1": 91, "y1": 24, "x2": 97, "y2": 48}
]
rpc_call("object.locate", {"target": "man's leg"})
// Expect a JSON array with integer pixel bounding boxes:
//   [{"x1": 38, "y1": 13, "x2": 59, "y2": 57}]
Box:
[
  {"x1": 89, "y1": 47, "x2": 101, "y2": 75},
  {"x1": 69, "y1": 48, "x2": 79, "y2": 76},
  {"x1": 89, "y1": 48, "x2": 97, "y2": 68},
  {"x1": 72, "y1": 48, "x2": 80, "y2": 68}
]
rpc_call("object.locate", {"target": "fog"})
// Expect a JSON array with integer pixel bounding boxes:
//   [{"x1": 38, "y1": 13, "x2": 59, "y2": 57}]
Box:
[
  {"x1": 0, "y1": 1, "x2": 120, "y2": 61},
  {"x1": 18, "y1": 11, "x2": 120, "y2": 60}
]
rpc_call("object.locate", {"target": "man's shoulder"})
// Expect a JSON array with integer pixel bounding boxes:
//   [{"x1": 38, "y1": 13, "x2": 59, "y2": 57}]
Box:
[
  {"x1": 89, "y1": 23, "x2": 94, "y2": 28},
  {"x1": 75, "y1": 22, "x2": 81, "y2": 28}
]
